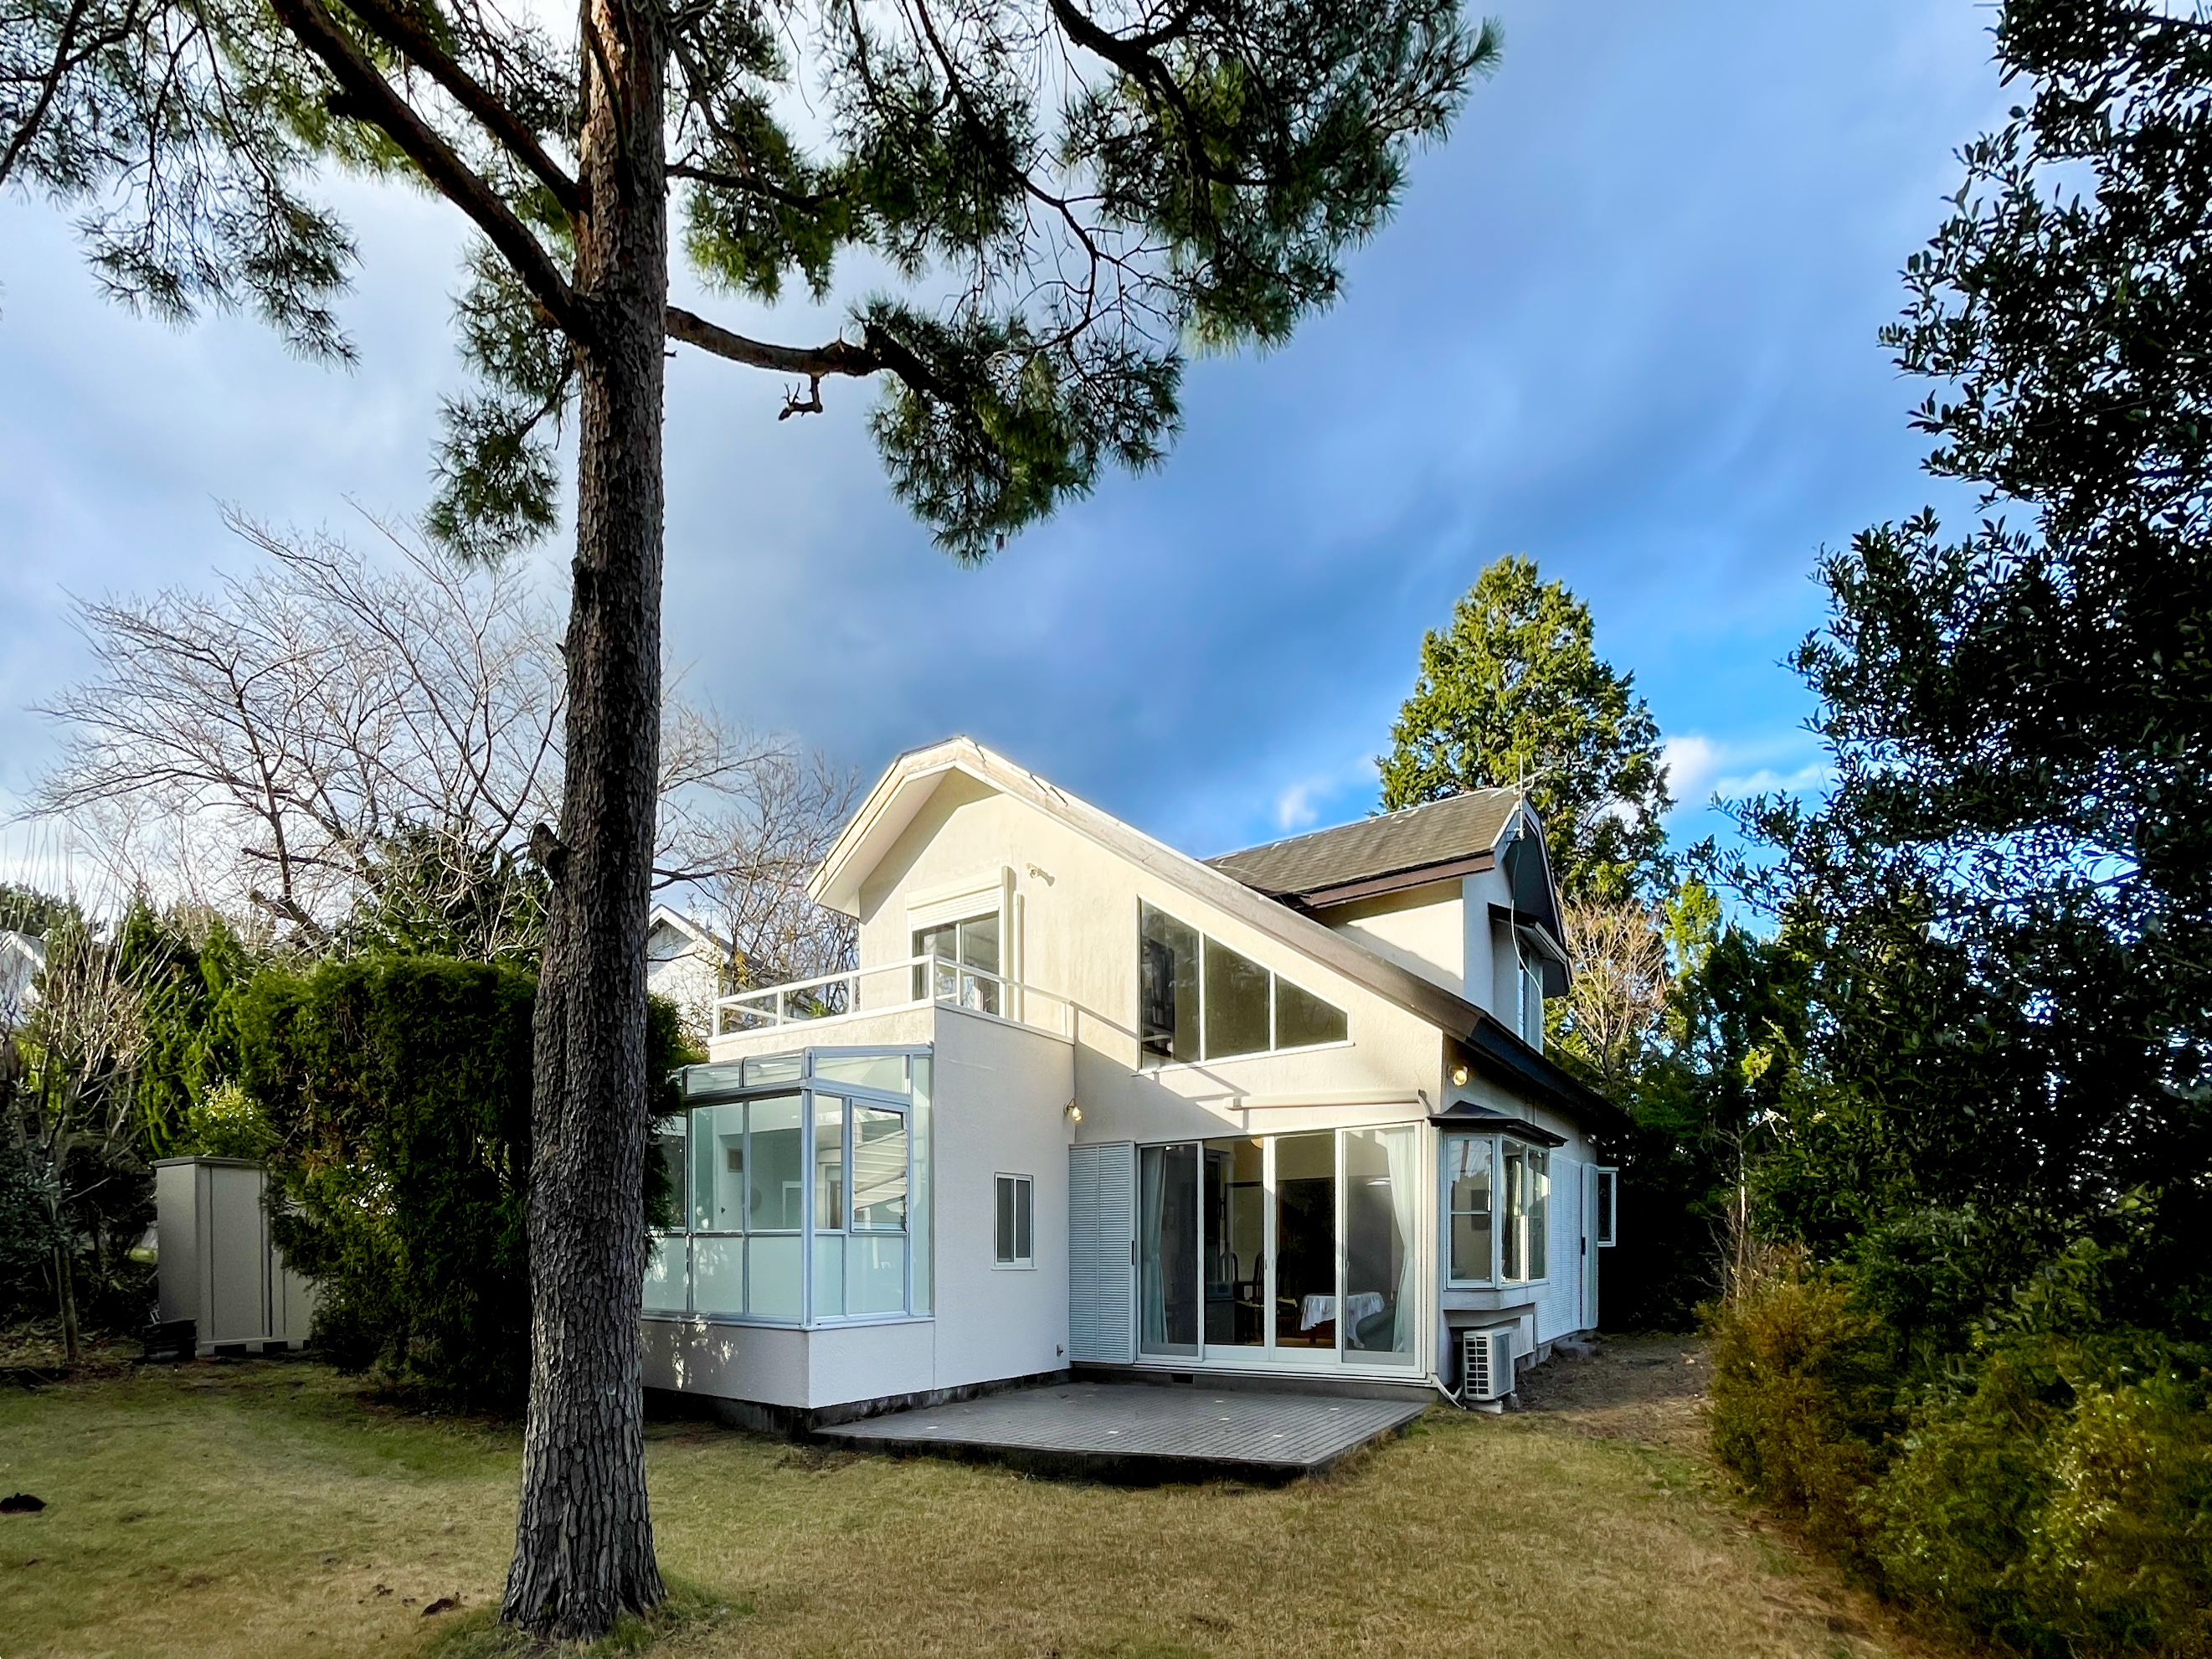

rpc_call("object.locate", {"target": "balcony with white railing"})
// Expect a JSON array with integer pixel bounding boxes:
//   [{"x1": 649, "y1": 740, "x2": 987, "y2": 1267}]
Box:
[{"x1": 712, "y1": 953, "x2": 1073, "y2": 1043}]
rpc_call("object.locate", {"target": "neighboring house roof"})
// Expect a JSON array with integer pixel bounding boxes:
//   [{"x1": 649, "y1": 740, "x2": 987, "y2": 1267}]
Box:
[
  {"x1": 1206, "y1": 788, "x2": 1524, "y2": 907},
  {"x1": 812, "y1": 738, "x2": 1626, "y2": 1136},
  {"x1": 647, "y1": 904, "x2": 733, "y2": 963}
]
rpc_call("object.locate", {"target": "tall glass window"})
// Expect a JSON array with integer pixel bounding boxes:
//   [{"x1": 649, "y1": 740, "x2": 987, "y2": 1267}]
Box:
[
  {"x1": 1202, "y1": 1138, "x2": 1265, "y2": 1347},
  {"x1": 1501, "y1": 1141, "x2": 1550, "y2": 1283},
  {"x1": 1273, "y1": 1131, "x2": 1337, "y2": 1350},
  {"x1": 1139, "y1": 1143, "x2": 1200, "y2": 1354},
  {"x1": 1444, "y1": 1136, "x2": 1494, "y2": 1284}
]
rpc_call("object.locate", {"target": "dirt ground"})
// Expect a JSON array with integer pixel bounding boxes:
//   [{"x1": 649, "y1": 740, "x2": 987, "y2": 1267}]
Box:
[{"x1": 1513, "y1": 1332, "x2": 1715, "y2": 1454}]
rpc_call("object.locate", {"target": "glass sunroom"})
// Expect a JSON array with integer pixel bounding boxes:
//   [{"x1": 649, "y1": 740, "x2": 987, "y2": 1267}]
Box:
[{"x1": 645, "y1": 1047, "x2": 933, "y2": 1327}]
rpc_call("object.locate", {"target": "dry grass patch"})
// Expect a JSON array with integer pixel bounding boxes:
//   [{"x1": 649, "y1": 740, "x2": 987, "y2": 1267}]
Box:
[{"x1": 4, "y1": 1352, "x2": 1930, "y2": 1659}]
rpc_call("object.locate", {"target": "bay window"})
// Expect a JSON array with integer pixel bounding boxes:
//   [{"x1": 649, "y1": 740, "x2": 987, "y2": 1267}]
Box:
[{"x1": 1442, "y1": 1132, "x2": 1549, "y2": 1285}]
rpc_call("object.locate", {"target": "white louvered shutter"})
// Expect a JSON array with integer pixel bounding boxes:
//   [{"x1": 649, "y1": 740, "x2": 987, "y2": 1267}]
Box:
[{"x1": 1067, "y1": 1141, "x2": 1135, "y2": 1363}]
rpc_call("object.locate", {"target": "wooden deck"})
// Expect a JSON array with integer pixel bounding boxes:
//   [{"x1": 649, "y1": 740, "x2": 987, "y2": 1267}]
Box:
[{"x1": 814, "y1": 1382, "x2": 1428, "y2": 1482}]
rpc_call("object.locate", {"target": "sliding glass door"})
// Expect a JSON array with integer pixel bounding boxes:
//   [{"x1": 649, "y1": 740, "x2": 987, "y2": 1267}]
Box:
[
  {"x1": 1203, "y1": 1138, "x2": 1265, "y2": 1347},
  {"x1": 1139, "y1": 1143, "x2": 1201, "y2": 1356},
  {"x1": 1137, "y1": 1126, "x2": 1418, "y2": 1368},
  {"x1": 1273, "y1": 1131, "x2": 1336, "y2": 1350}
]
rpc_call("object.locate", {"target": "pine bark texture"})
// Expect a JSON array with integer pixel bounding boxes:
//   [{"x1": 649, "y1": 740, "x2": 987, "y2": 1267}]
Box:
[{"x1": 500, "y1": 0, "x2": 671, "y2": 1634}]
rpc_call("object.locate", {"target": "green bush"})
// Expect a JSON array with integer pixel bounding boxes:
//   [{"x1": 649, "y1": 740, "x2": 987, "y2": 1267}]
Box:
[
  {"x1": 1705, "y1": 1248, "x2": 1896, "y2": 1559},
  {"x1": 1869, "y1": 1342, "x2": 2212, "y2": 1657},
  {"x1": 238, "y1": 958, "x2": 692, "y2": 1409},
  {"x1": 1709, "y1": 1247, "x2": 2212, "y2": 1656}
]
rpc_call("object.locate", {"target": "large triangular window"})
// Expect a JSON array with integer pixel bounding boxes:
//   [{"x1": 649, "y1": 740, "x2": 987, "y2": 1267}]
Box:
[{"x1": 1139, "y1": 902, "x2": 1347, "y2": 1067}]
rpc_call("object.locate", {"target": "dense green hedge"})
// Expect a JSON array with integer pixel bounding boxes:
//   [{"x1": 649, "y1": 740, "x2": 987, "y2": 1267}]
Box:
[
  {"x1": 238, "y1": 958, "x2": 691, "y2": 1408},
  {"x1": 1709, "y1": 1245, "x2": 2212, "y2": 1657}
]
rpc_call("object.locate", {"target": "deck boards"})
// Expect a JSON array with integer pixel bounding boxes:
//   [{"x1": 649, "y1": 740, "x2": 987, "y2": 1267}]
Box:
[{"x1": 815, "y1": 1382, "x2": 1428, "y2": 1481}]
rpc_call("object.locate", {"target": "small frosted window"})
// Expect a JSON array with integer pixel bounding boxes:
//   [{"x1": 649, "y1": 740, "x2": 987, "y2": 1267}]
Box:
[
  {"x1": 748, "y1": 1234, "x2": 800, "y2": 1319},
  {"x1": 847, "y1": 1235, "x2": 906, "y2": 1315},
  {"x1": 692, "y1": 1236, "x2": 743, "y2": 1315},
  {"x1": 1274, "y1": 978, "x2": 1347, "y2": 1049},
  {"x1": 1202, "y1": 937, "x2": 1270, "y2": 1059}
]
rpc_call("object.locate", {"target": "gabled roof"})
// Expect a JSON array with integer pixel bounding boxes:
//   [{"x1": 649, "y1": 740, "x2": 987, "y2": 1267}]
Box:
[
  {"x1": 812, "y1": 739, "x2": 1623, "y2": 1136},
  {"x1": 1206, "y1": 789, "x2": 1523, "y2": 908},
  {"x1": 647, "y1": 904, "x2": 733, "y2": 961}
]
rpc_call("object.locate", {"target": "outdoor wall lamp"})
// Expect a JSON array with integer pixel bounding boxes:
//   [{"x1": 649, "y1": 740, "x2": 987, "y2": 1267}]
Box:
[
  {"x1": 1451, "y1": 1063, "x2": 1470, "y2": 1087},
  {"x1": 1063, "y1": 1101, "x2": 1083, "y2": 1124}
]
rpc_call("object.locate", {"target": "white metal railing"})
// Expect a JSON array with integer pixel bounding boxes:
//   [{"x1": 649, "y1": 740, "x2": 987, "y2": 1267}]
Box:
[{"x1": 712, "y1": 953, "x2": 1071, "y2": 1039}]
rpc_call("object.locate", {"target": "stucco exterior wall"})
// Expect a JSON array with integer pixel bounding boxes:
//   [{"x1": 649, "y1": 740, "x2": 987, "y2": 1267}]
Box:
[{"x1": 1315, "y1": 881, "x2": 1467, "y2": 996}]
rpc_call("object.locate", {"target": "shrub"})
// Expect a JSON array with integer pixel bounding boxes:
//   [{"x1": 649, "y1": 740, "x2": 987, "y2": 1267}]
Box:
[
  {"x1": 183, "y1": 1079, "x2": 276, "y2": 1160},
  {"x1": 239, "y1": 958, "x2": 692, "y2": 1409},
  {"x1": 1868, "y1": 1341, "x2": 2212, "y2": 1658},
  {"x1": 1706, "y1": 1249, "x2": 1897, "y2": 1558}
]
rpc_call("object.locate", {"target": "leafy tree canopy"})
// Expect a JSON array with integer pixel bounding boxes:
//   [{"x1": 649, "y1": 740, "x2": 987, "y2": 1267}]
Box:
[
  {"x1": 1736, "y1": 0, "x2": 2212, "y2": 1307},
  {"x1": 1, "y1": 0, "x2": 1500, "y2": 562},
  {"x1": 1381, "y1": 554, "x2": 1671, "y2": 901}
]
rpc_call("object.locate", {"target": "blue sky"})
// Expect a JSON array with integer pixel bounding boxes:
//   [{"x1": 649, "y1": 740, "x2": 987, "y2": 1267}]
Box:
[{"x1": 0, "y1": 1, "x2": 2006, "y2": 882}]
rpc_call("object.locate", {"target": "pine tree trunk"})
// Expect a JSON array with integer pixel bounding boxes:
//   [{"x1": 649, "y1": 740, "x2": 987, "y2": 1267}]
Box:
[{"x1": 500, "y1": 0, "x2": 669, "y2": 1636}]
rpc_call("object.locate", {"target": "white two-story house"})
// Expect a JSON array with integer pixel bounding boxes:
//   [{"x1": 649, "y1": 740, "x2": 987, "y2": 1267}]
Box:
[{"x1": 642, "y1": 738, "x2": 1623, "y2": 1430}]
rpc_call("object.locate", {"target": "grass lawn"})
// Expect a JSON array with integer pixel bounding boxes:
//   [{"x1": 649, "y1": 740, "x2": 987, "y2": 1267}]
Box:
[{"x1": 0, "y1": 1342, "x2": 1911, "y2": 1659}]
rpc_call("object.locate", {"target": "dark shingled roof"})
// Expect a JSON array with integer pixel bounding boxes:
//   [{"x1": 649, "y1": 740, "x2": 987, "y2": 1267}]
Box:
[{"x1": 1206, "y1": 788, "x2": 1523, "y2": 904}]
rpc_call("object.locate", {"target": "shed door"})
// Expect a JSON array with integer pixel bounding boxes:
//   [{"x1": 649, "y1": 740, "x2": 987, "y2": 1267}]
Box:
[{"x1": 1067, "y1": 1141, "x2": 1136, "y2": 1363}]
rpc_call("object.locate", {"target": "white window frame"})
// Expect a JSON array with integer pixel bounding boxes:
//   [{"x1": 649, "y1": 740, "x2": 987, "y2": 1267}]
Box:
[
  {"x1": 1500, "y1": 1139, "x2": 1550, "y2": 1285},
  {"x1": 1441, "y1": 1133, "x2": 1496, "y2": 1288},
  {"x1": 994, "y1": 1172, "x2": 1034, "y2": 1269},
  {"x1": 1440, "y1": 1132, "x2": 1551, "y2": 1286}
]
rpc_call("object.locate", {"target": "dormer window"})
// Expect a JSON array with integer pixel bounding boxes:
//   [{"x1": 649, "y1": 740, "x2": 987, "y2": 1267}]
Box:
[{"x1": 1139, "y1": 902, "x2": 1347, "y2": 1067}]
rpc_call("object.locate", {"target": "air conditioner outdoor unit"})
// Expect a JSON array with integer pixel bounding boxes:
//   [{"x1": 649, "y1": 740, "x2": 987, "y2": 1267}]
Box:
[{"x1": 1459, "y1": 1324, "x2": 1516, "y2": 1405}]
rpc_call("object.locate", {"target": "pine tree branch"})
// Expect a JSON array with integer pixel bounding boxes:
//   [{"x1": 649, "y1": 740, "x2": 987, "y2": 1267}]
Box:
[
  {"x1": 265, "y1": 0, "x2": 589, "y2": 340},
  {"x1": 333, "y1": 0, "x2": 585, "y2": 221},
  {"x1": 663, "y1": 306, "x2": 946, "y2": 399}
]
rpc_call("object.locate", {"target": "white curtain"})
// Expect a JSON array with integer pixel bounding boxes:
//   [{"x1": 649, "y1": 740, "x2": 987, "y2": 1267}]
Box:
[{"x1": 1384, "y1": 1126, "x2": 1419, "y2": 1358}]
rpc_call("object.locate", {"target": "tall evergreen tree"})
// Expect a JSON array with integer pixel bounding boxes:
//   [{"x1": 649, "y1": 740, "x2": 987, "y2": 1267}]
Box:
[
  {"x1": 1381, "y1": 554, "x2": 1670, "y2": 900},
  {"x1": 3, "y1": 0, "x2": 1498, "y2": 1631}
]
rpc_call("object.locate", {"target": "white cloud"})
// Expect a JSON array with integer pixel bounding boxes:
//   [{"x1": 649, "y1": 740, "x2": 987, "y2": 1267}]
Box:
[
  {"x1": 1273, "y1": 781, "x2": 1323, "y2": 832},
  {"x1": 1659, "y1": 734, "x2": 1723, "y2": 811},
  {"x1": 1716, "y1": 761, "x2": 1832, "y2": 798},
  {"x1": 1660, "y1": 734, "x2": 1829, "y2": 812}
]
